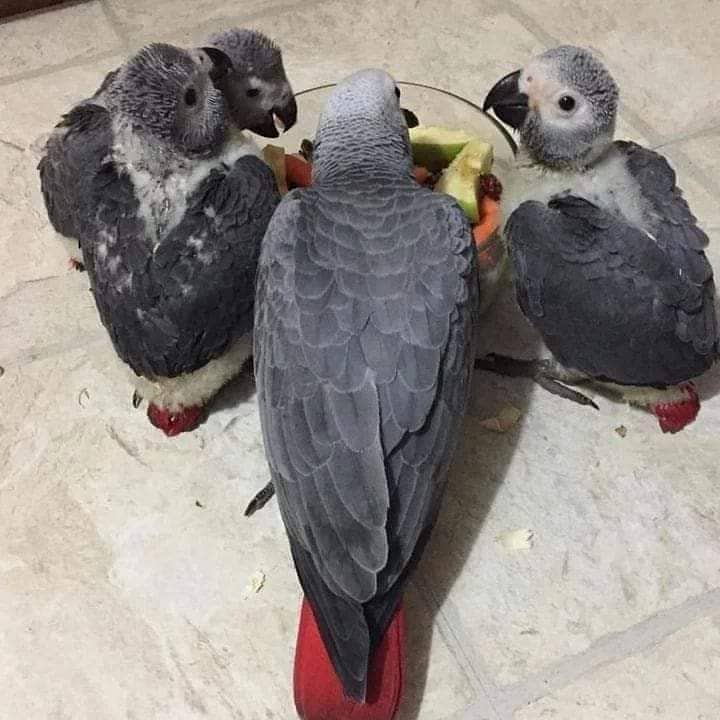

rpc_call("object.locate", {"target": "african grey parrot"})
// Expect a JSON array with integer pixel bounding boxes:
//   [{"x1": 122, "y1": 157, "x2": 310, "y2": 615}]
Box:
[
  {"x1": 77, "y1": 42, "x2": 294, "y2": 436},
  {"x1": 38, "y1": 29, "x2": 296, "y2": 272},
  {"x1": 253, "y1": 69, "x2": 478, "y2": 718},
  {"x1": 480, "y1": 46, "x2": 717, "y2": 433}
]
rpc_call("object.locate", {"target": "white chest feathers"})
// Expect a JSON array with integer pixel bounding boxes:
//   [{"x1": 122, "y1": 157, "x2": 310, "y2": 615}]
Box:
[
  {"x1": 112, "y1": 125, "x2": 262, "y2": 244},
  {"x1": 500, "y1": 146, "x2": 650, "y2": 234}
]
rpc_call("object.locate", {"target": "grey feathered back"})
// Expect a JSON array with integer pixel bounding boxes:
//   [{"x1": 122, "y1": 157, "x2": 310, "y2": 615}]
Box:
[{"x1": 254, "y1": 176, "x2": 477, "y2": 700}]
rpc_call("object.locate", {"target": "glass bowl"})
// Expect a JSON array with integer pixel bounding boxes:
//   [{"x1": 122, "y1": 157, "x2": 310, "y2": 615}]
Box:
[{"x1": 277, "y1": 81, "x2": 518, "y2": 314}]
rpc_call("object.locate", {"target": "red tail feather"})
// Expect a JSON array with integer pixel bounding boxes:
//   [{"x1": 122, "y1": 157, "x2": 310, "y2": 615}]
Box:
[
  {"x1": 147, "y1": 403, "x2": 203, "y2": 436},
  {"x1": 651, "y1": 383, "x2": 700, "y2": 434},
  {"x1": 294, "y1": 598, "x2": 405, "y2": 720}
]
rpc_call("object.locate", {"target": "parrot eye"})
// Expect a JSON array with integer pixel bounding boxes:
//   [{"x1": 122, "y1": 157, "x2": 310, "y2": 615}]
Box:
[
  {"x1": 394, "y1": 86, "x2": 401, "y2": 100},
  {"x1": 247, "y1": 87, "x2": 260, "y2": 98},
  {"x1": 184, "y1": 88, "x2": 197, "y2": 107},
  {"x1": 558, "y1": 95, "x2": 576, "y2": 112}
]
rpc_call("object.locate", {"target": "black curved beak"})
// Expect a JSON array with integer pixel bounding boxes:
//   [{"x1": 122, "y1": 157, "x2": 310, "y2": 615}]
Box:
[
  {"x1": 402, "y1": 108, "x2": 419, "y2": 128},
  {"x1": 483, "y1": 69, "x2": 528, "y2": 130},
  {"x1": 249, "y1": 95, "x2": 298, "y2": 138},
  {"x1": 201, "y1": 46, "x2": 233, "y2": 85}
]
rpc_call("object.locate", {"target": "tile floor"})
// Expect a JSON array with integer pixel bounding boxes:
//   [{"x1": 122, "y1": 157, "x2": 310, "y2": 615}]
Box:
[{"x1": 1, "y1": 1, "x2": 719, "y2": 718}]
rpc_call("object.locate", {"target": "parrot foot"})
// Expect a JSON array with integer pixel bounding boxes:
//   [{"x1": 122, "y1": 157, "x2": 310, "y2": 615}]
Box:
[
  {"x1": 147, "y1": 402, "x2": 204, "y2": 436},
  {"x1": 244, "y1": 481, "x2": 275, "y2": 516},
  {"x1": 132, "y1": 390, "x2": 143, "y2": 409},
  {"x1": 68, "y1": 258, "x2": 85, "y2": 272},
  {"x1": 650, "y1": 382, "x2": 700, "y2": 433},
  {"x1": 475, "y1": 354, "x2": 599, "y2": 410}
]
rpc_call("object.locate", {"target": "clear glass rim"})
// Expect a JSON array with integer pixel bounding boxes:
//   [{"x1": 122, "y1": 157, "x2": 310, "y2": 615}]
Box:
[{"x1": 294, "y1": 80, "x2": 518, "y2": 156}]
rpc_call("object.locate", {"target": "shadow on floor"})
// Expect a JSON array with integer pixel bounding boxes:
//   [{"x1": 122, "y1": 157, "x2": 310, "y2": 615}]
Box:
[{"x1": 399, "y1": 280, "x2": 543, "y2": 720}]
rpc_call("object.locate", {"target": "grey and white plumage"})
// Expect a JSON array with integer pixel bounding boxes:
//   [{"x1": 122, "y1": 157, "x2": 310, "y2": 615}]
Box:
[
  {"x1": 483, "y1": 47, "x2": 717, "y2": 419},
  {"x1": 254, "y1": 69, "x2": 478, "y2": 699},
  {"x1": 38, "y1": 30, "x2": 295, "y2": 269},
  {"x1": 78, "y1": 43, "x2": 280, "y2": 430}
]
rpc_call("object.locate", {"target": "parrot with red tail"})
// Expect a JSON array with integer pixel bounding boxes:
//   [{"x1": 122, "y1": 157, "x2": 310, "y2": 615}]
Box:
[{"x1": 253, "y1": 68, "x2": 478, "y2": 717}]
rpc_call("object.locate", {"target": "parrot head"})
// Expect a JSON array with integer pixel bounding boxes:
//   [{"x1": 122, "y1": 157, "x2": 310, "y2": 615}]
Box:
[
  {"x1": 484, "y1": 46, "x2": 619, "y2": 169},
  {"x1": 207, "y1": 29, "x2": 297, "y2": 138},
  {"x1": 313, "y1": 68, "x2": 415, "y2": 182},
  {"x1": 106, "y1": 43, "x2": 232, "y2": 159}
]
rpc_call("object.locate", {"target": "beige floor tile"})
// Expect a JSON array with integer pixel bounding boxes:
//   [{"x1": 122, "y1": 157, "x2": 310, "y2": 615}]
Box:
[
  {"x1": 0, "y1": 2, "x2": 122, "y2": 80},
  {"x1": 514, "y1": 615, "x2": 720, "y2": 719},
  {"x1": 416, "y1": 298, "x2": 720, "y2": 687},
  {"x1": 503, "y1": 0, "x2": 720, "y2": 138},
  {"x1": 0, "y1": 54, "x2": 124, "y2": 149}
]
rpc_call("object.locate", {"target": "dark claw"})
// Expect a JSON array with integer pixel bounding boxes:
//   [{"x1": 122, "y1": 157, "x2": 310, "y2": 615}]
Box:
[
  {"x1": 474, "y1": 353, "x2": 547, "y2": 379},
  {"x1": 244, "y1": 482, "x2": 275, "y2": 517},
  {"x1": 132, "y1": 390, "x2": 142, "y2": 409},
  {"x1": 534, "y1": 375, "x2": 599, "y2": 410},
  {"x1": 475, "y1": 353, "x2": 598, "y2": 410},
  {"x1": 300, "y1": 138, "x2": 314, "y2": 164}
]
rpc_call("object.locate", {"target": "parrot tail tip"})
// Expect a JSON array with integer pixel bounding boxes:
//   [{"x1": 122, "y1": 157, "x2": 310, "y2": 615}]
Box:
[
  {"x1": 147, "y1": 403, "x2": 204, "y2": 436},
  {"x1": 294, "y1": 599, "x2": 405, "y2": 720},
  {"x1": 651, "y1": 383, "x2": 700, "y2": 434}
]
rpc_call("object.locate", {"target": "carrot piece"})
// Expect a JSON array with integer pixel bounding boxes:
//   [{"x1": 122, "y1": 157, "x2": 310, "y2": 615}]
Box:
[
  {"x1": 472, "y1": 196, "x2": 501, "y2": 249},
  {"x1": 285, "y1": 154, "x2": 313, "y2": 188},
  {"x1": 413, "y1": 165, "x2": 431, "y2": 185}
]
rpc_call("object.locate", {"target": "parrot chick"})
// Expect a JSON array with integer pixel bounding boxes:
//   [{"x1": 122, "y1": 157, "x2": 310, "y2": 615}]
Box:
[
  {"x1": 80, "y1": 43, "x2": 281, "y2": 436},
  {"x1": 38, "y1": 29, "x2": 296, "y2": 273},
  {"x1": 481, "y1": 46, "x2": 717, "y2": 433},
  {"x1": 254, "y1": 69, "x2": 478, "y2": 717},
  {"x1": 207, "y1": 28, "x2": 297, "y2": 138}
]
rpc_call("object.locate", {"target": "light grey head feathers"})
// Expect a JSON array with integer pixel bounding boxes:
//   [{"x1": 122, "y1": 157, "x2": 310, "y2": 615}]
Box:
[
  {"x1": 313, "y1": 68, "x2": 413, "y2": 182},
  {"x1": 485, "y1": 45, "x2": 619, "y2": 168},
  {"x1": 106, "y1": 43, "x2": 228, "y2": 158}
]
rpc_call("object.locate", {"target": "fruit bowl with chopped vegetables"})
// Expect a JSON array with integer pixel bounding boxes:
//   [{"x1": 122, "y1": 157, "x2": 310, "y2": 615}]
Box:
[{"x1": 262, "y1": 81, "x2": 517, "y2": 314}]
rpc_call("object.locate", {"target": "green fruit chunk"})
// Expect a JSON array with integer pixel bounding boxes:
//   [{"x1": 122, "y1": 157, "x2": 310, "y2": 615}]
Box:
[
  {"x1": 435, "y1": 139, "x2": 494, "y2": 222},
  {"x1": 409, "y1": 125, "x2": 475, "y2": 172}
]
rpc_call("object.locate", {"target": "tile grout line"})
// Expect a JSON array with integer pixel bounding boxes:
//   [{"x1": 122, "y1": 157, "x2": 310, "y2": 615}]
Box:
[
  {"x1": 0, "y1": 47, "x2": 122, "y2": 87},
  {"x1": 457, "y1": 587, "x2": 720, "y2": 719},
  {"x1": 414, "y1": 577, "x2": 508, "y2": 720},
  {"x1": 98, "y1": 0, "x2": 130, "y2": 50},
  {"x1": 155, "y1": 0, "x2": 329, "y2": 46}
]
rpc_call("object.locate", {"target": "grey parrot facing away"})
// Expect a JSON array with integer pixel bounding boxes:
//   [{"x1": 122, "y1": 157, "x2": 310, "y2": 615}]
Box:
[
  {"x1": 254, "y1": 69, "x2": 478, "y2": 718},
  {"x1": 79, "y1": 42, "x2": 294, "y2": 436},
  {"x1": 481, "y1": 46, "x2": 717, "y2": 433},
  {"x1": 38, "y1": 28, "x2": 296, "y2": 273}
]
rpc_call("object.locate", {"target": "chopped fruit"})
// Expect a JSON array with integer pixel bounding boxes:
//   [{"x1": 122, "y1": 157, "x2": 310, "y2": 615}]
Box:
[
  {"x1": 147, "y1": 403, "x2": 203, "y2": 436},
  {"x1": 285, "y1": 154, "x2": 313, "y2": 189},
  {"x1": 650, "y1": 383, "x2": 700, "y2": 434},
  {"x1": 472, "y1": 196, "x2": 501, "y2": 250},
  {"x1": 436, "y1": 139, "x2": 494, "y2": 222},
  {"x1": 262, "y1": 144, "x2": 289, "y2": 195},
  {"x1": 68, "y1": 258, "x2": 85, "y2": 272},
  {"x1": 294, "y1": 599, "x2": 405, "y2": 720},
  {"x1": 412, "y1": 165, "x2": 431, "y2": 185},
  {"x1": 477, "y1": 173, "x2": 503, "y2": 202},
  {"x1": 409, "y1": 125, "x2": 475, "y2": 172}
]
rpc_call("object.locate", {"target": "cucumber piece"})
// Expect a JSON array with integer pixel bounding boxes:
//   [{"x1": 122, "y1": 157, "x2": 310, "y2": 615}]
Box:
[
  {"x1": 409, "y1": 125, "x2": 475, "y2": 172},
  {"x1": 435, "y1": 139, "x2": 494, "y2": 222}
]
